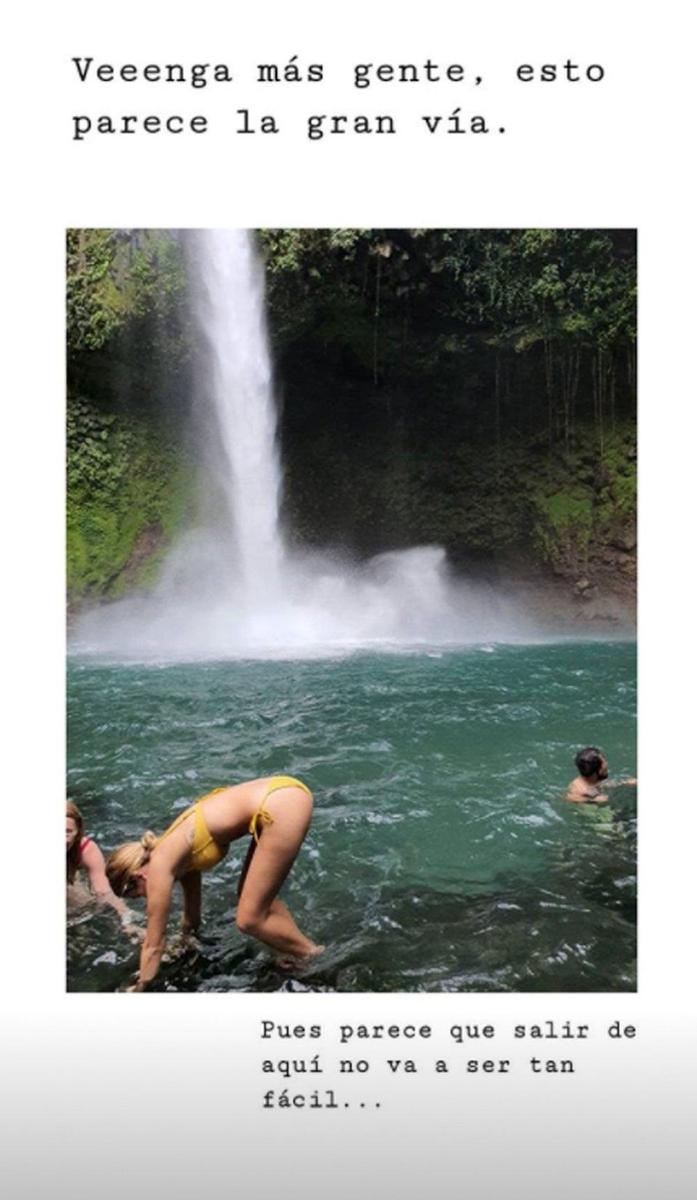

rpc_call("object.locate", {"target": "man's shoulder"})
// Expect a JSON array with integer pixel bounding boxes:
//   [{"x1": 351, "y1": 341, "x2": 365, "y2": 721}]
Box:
[{"x1": 566, "y1": 778, "x2": 596, "y2": 801}]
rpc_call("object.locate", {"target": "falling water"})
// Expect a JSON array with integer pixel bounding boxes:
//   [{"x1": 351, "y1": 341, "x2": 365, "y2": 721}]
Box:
[
  {"x1": 72, "y1": 230, "x2": 619, "y2": 660},
  {"x1": 186, "y1": 230, "x2": 284, "y2": 601}
]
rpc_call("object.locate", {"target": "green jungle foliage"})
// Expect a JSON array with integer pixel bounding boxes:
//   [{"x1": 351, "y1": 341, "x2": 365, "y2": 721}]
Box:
[
  {"x1": 67, "y1": 396, "x2": 191, "y2": 599},
  {"x1": 67, "y1": 228, "x2": 636, "y2": 603}
]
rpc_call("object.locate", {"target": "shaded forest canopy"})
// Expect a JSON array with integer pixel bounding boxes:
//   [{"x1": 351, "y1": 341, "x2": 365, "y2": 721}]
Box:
[{"x1": 66, "y1": 228, "x2": 636, "y2": 605}]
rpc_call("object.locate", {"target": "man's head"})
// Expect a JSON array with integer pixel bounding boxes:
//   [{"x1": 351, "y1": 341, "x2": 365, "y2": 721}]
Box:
[{"x1": 575, "y1": 746, "x2": 609, "y2": 782}]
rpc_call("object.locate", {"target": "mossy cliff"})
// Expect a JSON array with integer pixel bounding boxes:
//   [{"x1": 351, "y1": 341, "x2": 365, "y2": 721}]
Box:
[
  {"x1": 67, "y1": 229, "x2": 193, "y2": 607},
  {"x1": 281, "y1": 416, "x2": 636, "y2": 597},
  {"x1": 67, "y1": 397, "x2": 192, "y2": 602}
]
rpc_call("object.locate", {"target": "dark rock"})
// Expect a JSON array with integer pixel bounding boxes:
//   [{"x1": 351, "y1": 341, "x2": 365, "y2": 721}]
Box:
[{"x1": 610, "y1": 529, "x2": 637, "y2": 552}]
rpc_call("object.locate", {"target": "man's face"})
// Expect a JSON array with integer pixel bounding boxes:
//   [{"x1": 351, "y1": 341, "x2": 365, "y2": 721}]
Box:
[{"x1": 596, "y1": 756, "x2": 609, "y2": 781}]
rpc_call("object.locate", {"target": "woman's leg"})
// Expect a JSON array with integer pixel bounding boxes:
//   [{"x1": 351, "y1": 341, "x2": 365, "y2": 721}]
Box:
[{"x1": 235, "y1": 786, "x2": 320, "y2": 957}]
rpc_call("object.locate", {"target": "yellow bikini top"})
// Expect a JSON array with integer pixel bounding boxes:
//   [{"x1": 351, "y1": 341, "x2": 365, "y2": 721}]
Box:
[{"x1": 159, "y1": 788, "x2": 228, "y2": 873}]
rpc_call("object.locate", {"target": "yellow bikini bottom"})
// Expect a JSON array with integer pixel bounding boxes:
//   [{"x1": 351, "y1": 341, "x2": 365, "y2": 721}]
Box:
[{"x1": 248, "y1": 775, "x2": 312, "y2": 843}]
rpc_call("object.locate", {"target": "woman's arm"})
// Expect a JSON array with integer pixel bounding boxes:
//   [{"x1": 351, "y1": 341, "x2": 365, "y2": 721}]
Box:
[
  {"x1": 136, "y1": 866, "x2": 175, "y2": 989},
  {"x1": 180, "y1": 871, "x2": 202, "y2": 935},
  {"x1": 81, "y1": 840, "x2": 130, "y2": 917}
]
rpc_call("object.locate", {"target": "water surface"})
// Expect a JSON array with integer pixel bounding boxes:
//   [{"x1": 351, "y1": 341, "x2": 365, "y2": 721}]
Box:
[{"x1": 67, "y1": 642, "x2": 636, "y2": 992}]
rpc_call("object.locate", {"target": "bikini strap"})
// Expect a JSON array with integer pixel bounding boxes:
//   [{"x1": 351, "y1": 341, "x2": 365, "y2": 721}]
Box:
[
  {"x1": 247, "y1": 777, "x2": 310, "y2": 843},
  {"x1": 249, "y1": 806, "x2": 273, "y2": 844}
]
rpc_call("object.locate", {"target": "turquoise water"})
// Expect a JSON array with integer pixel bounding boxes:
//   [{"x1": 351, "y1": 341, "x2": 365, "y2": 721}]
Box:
[{"x1": 67, "y1": 642, "x2": 636, "y2": 992}]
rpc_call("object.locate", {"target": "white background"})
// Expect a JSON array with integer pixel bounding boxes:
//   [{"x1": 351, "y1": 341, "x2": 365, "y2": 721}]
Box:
[{"x1": 3, "y1": 2, "x2": 696, "y2": 1196}]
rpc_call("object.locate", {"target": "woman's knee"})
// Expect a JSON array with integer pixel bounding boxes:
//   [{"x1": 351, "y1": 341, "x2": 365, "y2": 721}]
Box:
[{"x1": 236, "y1": 904, "x2": 265, "y2": 936}]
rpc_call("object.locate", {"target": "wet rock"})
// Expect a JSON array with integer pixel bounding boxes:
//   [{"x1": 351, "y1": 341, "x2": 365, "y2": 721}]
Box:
[
  {"x1": 574, "y1": 578, "x2": 598, "y2": 601},
  {"x1": 610, "y1": 529, "x2": 637, "y2": 553}
]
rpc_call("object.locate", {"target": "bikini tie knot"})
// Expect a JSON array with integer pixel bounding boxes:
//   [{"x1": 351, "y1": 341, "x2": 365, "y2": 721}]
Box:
[{"x1": 249, "y1": 806, "x2": 274, "y2": 843}]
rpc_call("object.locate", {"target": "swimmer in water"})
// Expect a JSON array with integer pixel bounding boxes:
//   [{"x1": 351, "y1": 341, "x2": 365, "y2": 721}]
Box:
[
  {"x1": 566, "y1": 747, "x2": 637, "y2": 804},
  {"x1": 105, "y1": 776, "x2": 323, "y2": 991},
  {"x1": 66, "y1": 802, "x2": 138, "y2": 931}
]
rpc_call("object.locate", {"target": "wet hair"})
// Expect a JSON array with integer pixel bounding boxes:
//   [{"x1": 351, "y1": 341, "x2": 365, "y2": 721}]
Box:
[
  {"x1": 106, "y1": 832, "x2": 158, "y2": 898},
  {"x1": 575, "y1": 747, "x2": 605, "y2": 779},
  {"x1": 66, "y1": 801, "x2": 84, "y2": 885}
]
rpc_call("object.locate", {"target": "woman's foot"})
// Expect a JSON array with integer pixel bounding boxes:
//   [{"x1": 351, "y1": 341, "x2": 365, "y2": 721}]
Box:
[{"x1": 276, "y1": 944, "x2": 326, "y2": 971}]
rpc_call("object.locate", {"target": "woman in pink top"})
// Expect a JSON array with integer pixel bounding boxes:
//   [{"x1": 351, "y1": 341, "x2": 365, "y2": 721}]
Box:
[{"x1": 66, "y1": 801, "x2": 134, "y2": 927}]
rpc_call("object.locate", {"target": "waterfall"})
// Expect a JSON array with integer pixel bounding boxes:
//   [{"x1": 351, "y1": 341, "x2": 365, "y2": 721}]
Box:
[
  {"x1": 186, "y1": 230, "x2": 284, "y2": 603},
  {"x1": 72, "y1": 230, "x2": 547, "y2": 659}
]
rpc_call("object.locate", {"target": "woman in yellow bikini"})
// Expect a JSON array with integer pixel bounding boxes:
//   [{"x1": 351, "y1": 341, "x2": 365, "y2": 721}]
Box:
[{"x1": 106, "y1": 775, "x2": 321, "y2": 990}]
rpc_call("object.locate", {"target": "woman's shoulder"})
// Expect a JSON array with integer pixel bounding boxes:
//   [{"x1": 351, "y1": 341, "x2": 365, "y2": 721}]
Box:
[{"x1": 79, "y1": 835, "x2": 104, "y2": 863}]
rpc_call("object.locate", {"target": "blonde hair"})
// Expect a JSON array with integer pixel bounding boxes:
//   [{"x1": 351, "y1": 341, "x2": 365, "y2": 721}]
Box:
[{"x1": 106, "y1": 831, "x2": 158, "y2": 897}]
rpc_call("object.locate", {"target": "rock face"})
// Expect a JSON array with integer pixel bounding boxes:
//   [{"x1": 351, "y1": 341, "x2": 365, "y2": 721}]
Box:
[
  {"x1": 516, "y1": 427, "x2": 637, "y2": 611},
  {"x1": 108, "y1": 523, "x2": 166, "y2": 591},
  {"x1": 548, "y1": 534, "x2": 636, "y2": 620},
  {"x1": 519, "y1": 523, "x2": 636, "y2": 614},
  {"x1": 610, "y1": 527, "x2": 637, "y2": 553},
  {"x1": 591, "y1": 542, "x2": 637, "y2": 591}
]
